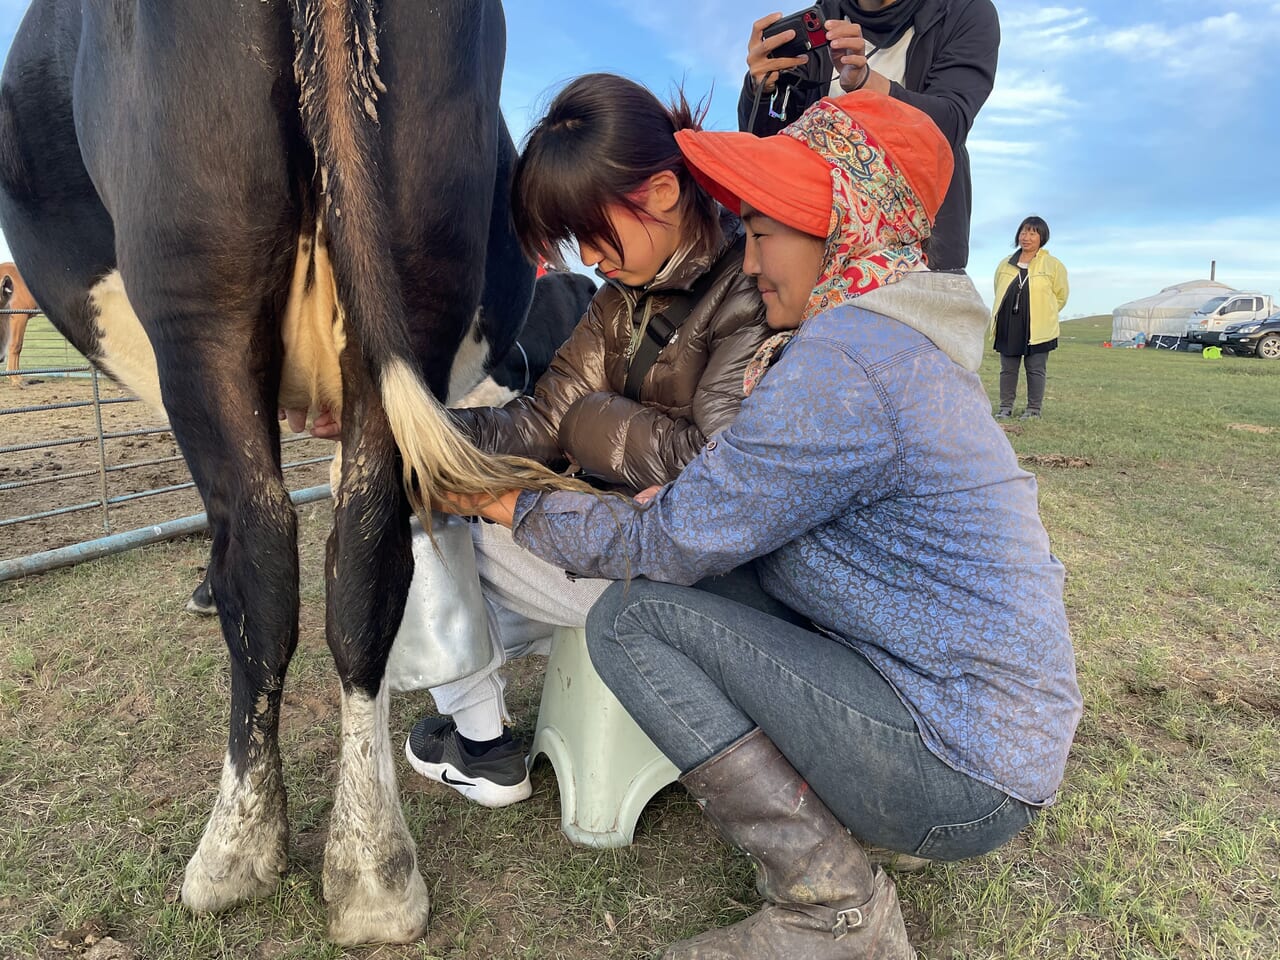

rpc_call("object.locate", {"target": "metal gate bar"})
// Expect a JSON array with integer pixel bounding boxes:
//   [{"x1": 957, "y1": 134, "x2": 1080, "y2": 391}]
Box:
[
  {"x1": 1, "y1": 323, "x2": 333, "y2": 566},
  {"x1": 0, "y1": 484, "x2": 331, "y2": 582}
]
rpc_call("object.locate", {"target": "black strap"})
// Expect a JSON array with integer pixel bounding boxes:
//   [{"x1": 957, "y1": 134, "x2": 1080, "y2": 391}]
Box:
[{"x1": 623, "y1": 235, "x2": 746, "y2": 401}]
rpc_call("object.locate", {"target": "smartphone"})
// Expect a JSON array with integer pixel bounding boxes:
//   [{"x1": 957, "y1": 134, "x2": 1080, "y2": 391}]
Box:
[{"x1": 762, "y1": 6, "x2": 829, "y2": 61}]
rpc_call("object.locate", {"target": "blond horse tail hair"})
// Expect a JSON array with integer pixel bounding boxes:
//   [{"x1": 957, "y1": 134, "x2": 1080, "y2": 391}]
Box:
[
  {"x1": 380, "y1": 360, "x2": 597, "y2": 517},
  {"x1": 292, "y1": 1, "x2": 593, "y2": 523}
]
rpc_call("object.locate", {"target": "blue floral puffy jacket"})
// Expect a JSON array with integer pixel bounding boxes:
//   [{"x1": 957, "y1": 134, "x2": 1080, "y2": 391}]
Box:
[{"x1": 512, "y1": 304, "x2": 1082, "y2": 805}]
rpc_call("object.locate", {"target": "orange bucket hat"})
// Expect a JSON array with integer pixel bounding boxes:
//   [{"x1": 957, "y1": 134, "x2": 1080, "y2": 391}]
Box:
[
  {"x1": 675, "y1": 90, "x2": 953, "y2": 239},
  {"x1": 678, "y1": 91, "x2": 955, "y2": 325}
]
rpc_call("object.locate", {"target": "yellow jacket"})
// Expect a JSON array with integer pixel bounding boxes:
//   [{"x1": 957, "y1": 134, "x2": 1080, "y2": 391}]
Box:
[{"x1": 991, "y1": 248, "x2": 1069, "y2": 345}]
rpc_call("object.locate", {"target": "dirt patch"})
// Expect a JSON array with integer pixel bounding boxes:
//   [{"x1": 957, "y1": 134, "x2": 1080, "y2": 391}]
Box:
[
  {"x1": 44, "y1": 920, "x2": 133, "y2": 960},
  {"x1": 0, "y1": 377, "x2": 332, "y2": 561},
  {"x1": 1173, "y1": 659, "x2": 1280, "y2": 716},
  {"x1": 1226, "y1": 423, "x2": 1275, "y2": 434},
  {"x1": 1018, "y1": 454, "x2": 1093, "y2": 469}
]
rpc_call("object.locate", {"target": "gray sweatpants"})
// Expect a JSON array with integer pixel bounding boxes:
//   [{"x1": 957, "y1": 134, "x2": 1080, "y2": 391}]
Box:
[
  {"x1": 426, "y1": 520, "x2": 611, "y2": 740},
  {"x1": 998, "y1": 352, "x2": 1048, "y2": 413}
]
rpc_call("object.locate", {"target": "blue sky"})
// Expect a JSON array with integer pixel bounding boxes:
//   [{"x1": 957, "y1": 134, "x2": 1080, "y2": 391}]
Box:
[{"x1": 2, "y1": 0, "x2": 1277, "y2": 317}]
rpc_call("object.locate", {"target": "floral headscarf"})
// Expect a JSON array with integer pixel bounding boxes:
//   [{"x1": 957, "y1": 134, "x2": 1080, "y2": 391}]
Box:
[{"x1": 782, "y1": 98, "x2": 934, "y2": 323}]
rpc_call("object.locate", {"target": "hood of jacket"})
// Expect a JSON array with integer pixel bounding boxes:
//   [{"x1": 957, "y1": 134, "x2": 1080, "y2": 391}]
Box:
[{"x1": 854, "y1": 268, "x2": 988, "y2": 372}]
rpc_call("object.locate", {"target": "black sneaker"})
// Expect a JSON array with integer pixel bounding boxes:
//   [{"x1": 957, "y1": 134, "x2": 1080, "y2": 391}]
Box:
[
  {"x1": 995, "y1": 408, "x2": 1012, "y2": 420},
  {"x1": 404, "y1": 716, "x2": 532, "y2": 808}
]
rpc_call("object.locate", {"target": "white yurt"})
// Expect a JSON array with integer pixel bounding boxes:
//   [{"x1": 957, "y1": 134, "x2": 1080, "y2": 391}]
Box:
[{"x1": 1111, "y1": 280, "x2": 1236, "y2": 344}]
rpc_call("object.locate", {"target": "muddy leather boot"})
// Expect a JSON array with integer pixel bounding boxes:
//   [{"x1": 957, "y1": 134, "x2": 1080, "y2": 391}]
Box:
[{"x1": 665, "y1": 729, "x2": 914, "y2": 959}]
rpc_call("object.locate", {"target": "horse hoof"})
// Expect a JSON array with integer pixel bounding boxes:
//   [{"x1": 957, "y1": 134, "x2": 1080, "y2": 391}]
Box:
[
  {"x1": 181, "y1": 755, "x2": 288, "y2": 912},
  {"x1": 186, "y1": 582, "x2": 217, "y2": 616},
  {"x1": 182, "y1": 841, "x2": 286, "y2": 913},
  {"x1": 325, "y1": 862, "x2": 430, "y2": 945}
]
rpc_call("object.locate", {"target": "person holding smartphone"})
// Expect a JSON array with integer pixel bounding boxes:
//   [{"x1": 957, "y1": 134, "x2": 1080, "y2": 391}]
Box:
[{"x1": 739, "y1": 0, "x2": 1000, "y2": 273}]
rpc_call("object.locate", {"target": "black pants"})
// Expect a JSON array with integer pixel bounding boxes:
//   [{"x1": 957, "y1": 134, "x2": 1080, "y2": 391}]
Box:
[{"x1": 999, "y1": 352, "x2": 1048, "y2": 413}]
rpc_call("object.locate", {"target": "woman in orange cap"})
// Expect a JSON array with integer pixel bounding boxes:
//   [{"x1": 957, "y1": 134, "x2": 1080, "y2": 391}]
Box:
[{"x1": 439, "y1": 91, "x2": 1080, "y2": 958}]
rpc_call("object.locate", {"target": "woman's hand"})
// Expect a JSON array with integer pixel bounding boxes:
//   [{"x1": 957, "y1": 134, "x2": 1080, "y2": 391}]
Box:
[
  {"x1": 309, "y1": 407, "x2": 341, "y2": 440},
  {"x1": 634, "y1": 485, "x2": 662, "y2": 505},
  {"x1": 747, "y1": 13, "x2": 810, "y2": 95},
  {"x1": 278, "y1": 405, "x2": 342, "y2": 440},
  {"x1": 433, "y1": 489, "x2": 521, "y2": 528}
]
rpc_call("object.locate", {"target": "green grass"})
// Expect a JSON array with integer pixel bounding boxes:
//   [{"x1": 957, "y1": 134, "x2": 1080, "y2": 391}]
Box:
[
  {"x1": 1, "y1": 316, "x2": 1277, "y2": 959},
  {"x1": 5, "y1": 315, "x2": 89, "y2": 373}
]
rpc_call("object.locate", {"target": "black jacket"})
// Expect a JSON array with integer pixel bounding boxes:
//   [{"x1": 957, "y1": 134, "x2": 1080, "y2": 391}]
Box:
[{"x1": 737, "y1": 0, "x2": 999, "y2": 271}]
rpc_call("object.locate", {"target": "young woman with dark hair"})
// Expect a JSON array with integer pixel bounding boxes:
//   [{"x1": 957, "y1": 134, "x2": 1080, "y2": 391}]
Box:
[
  {"x1": 512, "y1": 76, "x2": 723, "y2": 274},
  {"x1": 991, "y1": 214, "x2": 1069, "y2": 419},
  {"x1": 397, "y1": 73, "x2": 772, "y2": 807}
]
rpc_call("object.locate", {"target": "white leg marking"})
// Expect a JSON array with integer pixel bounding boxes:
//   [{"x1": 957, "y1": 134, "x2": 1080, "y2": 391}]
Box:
[
  {"x1": 181, "y1": 747, "x2": 289, "y2": 912},
  {"x1": 445, "y1": 308, "x2": 491, "y2": 405},
  {"x1": 453, "y1": 376, "x2": 519, "y2": 409},
  {"x1": 323, "y1": 682, "x2": 430, "y2": 945},
  {"x1": 88, "y1": 270, "x2": 166, "y2": 415}
]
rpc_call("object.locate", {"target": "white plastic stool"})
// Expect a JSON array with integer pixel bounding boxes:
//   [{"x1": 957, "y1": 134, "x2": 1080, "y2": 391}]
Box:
[{"x1": 531, "y1": 626, "x2": 679, "y2": 847}]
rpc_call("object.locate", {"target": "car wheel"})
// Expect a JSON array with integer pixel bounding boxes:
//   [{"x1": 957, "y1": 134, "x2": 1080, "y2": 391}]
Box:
[{"x1": 1257, "y1": 333, "x2": 1280, "y2": 360}]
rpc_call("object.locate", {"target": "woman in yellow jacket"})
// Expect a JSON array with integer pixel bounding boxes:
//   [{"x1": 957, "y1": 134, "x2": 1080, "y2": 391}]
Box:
[{"x1": 991, "y1": 216, "x2": 1068, "y2": 418}]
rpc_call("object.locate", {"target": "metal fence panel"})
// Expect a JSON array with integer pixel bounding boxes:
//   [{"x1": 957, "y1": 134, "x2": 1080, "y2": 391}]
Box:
[{"x1": 0, "y1": 319, "x2": 333, "y2": 577}]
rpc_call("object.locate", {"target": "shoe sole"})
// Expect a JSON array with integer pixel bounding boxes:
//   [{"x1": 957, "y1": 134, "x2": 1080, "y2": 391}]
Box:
[
  {"x1": 403, "y1": 737, "x2": 532, "y2": 808},
  {"x1": 864, "y1": 843, "x2": 932, "y2": 873}
]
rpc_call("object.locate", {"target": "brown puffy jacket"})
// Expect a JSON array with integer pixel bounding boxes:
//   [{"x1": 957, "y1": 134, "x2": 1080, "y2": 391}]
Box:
[{"x1": 456, "y1": 219, "x2": 768, "y2": 492}]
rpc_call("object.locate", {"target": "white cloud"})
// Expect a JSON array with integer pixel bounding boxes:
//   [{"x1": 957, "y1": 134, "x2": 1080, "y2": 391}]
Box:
[
  {"x1": 968, "y1": 138, "x2": 1041, "y2": 173},
  {"x1": 1098, "y1": 10, "x2": 1270, "y2": 67},
  {"x1": 999, "y1": 6, "x2": 1090, "y2": 31},
  {"x1": 997, "y1": 5, "x2": 1093, "y2": 56},
  {"x1": 983, "y1": 71, "x2": 1075, "y2": 126}
]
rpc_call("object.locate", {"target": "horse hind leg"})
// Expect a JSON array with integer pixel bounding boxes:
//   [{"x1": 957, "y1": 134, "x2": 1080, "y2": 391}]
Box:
[
  {"x1": 325, "y1": 680, "x2": 429, "y2": 944},
  {"x1": 187, "y1": 565, "x2": 217, "y2": 615},
  {"x1": 182, "y1": 740, "x2": 290, "y2": 912},
  {"x1": 180, "y1": 490, "x2": 294, "y2": 911},
  {"x1": 179, "y1": 475, "x2": 296, "y2": 910},
  {"x1": 320, "y1": 400, "x2": 428, "y2": 945},
  {"x1": 4, "y1": 313, "x2": 28, "y2": 387},
  {"x1": 163, "y1": 356, "x2": 297, "y2": 913}
]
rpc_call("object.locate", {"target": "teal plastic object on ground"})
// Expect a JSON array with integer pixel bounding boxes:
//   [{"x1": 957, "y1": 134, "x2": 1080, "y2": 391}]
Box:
[{"x1": 531, "y1": 626, "x2": 679, "y2": 847}]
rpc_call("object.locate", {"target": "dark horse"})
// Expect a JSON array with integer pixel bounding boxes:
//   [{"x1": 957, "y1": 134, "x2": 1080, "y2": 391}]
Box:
[{"x1": 0, "y1": 0, "x2": 573, "y2": 943}]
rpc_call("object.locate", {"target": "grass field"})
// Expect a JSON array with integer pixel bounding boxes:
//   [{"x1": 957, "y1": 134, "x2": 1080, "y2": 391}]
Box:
[
  {"x1": 1, "y1": 316, "x2": 1277, "y2": 959},
  {"x1": 3, "y1": 316, "x2": 88, "y2": 374}
]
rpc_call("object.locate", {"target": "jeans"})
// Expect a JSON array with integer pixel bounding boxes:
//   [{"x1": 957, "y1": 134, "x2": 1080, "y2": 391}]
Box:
[
  {"x1": 998, "y1": 351, "x2": 1047, "y2": 412},
  {"x1": 586, "y1": 578, "x2": 1037, "y2": 861}
]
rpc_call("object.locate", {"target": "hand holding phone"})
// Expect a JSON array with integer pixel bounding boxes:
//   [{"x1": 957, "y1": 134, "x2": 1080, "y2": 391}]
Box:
[
  {"x1": 761, "y1": 6, "x2": 829, "y2": 60},
  {"x1": 826, "y1": 19, "x2": 875, "y2": 92},
  {"x1": 747, "y1": 10, "x2": 823, "y2": 95}
]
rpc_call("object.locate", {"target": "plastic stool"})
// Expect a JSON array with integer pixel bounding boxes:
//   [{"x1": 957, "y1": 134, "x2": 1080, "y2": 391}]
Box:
[{"x1": 531, "y1": 626, "x2": 679, "y2": 847}]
